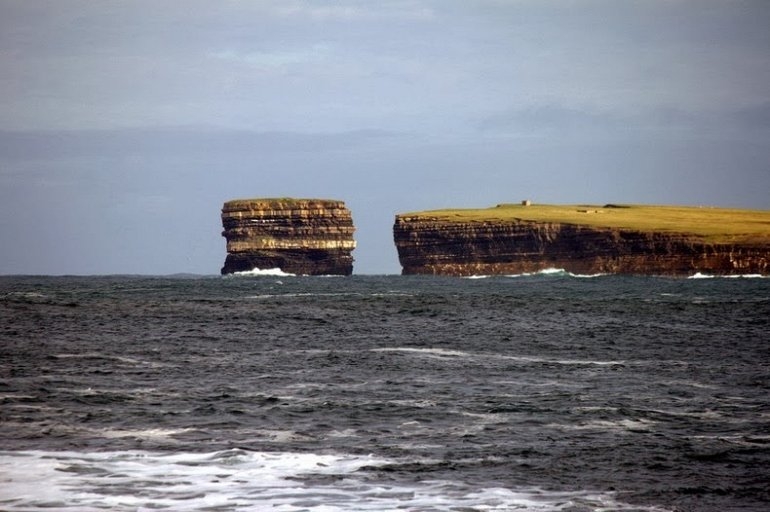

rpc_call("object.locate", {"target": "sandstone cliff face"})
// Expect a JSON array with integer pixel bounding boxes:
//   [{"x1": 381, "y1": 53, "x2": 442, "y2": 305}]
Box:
[
  {"x1": 393, "y1": 216, "x2": 770, "y2": 276},
  {"x1": 221, "y1": 198, "x2": 355, "y2": 275}
]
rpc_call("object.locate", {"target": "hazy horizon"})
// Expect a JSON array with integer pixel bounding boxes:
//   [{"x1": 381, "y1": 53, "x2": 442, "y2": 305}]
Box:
[{"x1": 2, "y1": 1, "x2": 769, "y2": 275}]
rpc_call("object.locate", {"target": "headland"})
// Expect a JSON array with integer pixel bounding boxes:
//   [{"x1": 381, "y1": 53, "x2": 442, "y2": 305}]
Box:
[{"x1": 393, "y1": 203, "x2": 770, "y2": 276}]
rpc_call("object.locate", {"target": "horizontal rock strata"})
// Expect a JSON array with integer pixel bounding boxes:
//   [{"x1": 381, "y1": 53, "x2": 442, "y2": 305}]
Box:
[
  {"x1": 221, "y1": 198, "x2": 355, "y2": 275},
  {"x1": 393, "y1": 209, "x2": 770, "y2": 276}
]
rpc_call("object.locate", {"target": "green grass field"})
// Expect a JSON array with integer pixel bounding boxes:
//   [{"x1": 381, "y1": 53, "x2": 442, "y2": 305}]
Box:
[
  {"x1": 223, "y1": 198, "x2": 336, "y2": 208},
  {"x1": 398, "y1": 204, "x2": 770, "y2": 244}
]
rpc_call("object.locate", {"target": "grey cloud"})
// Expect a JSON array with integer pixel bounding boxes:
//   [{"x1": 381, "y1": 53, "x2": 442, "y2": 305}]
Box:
[
  {"x1": 479, "y1": 105, "x2": 624, "y2": 135},
  {"x1": 479, "y1": 103, "x2": 770, "y2": 141},
  {"x1": 1, "y1": 0, "x2": 769, "y2": 274},
  {"x1": 0, "y1": 128, "x2": 398, "y2": 162},
  {"x1": 727, "y1": 103, "x2": 770, "y2": 129}
]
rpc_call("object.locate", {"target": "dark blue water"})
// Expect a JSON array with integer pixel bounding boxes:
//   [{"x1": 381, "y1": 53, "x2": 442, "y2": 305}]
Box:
[{"x1": 1, "y1": 273, "x2": 768, "y2": 511}]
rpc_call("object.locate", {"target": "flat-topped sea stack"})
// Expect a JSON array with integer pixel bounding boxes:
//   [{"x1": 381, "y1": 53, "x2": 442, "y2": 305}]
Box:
[
  {"x1": 221, "y1": 198, "x2": 355, "y2": 275},
  {"x1": 393, "y1": 203, "x2": 770, "y2": 276}
]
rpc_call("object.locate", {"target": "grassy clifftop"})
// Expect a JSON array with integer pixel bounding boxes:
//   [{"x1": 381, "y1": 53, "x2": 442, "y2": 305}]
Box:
[
  {"x1": 223, "y1": 198, "x2": 343, "y2": 209},
  {"x1": 398, "y1": 204, "x2": 770, "y2": 245}
]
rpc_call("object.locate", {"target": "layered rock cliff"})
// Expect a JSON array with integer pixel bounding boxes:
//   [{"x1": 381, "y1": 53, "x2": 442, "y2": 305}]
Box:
[
  {"x1": 221, "y1": 198, "x2": 355, "y2": 275},
  {"x1": 394, "y1": 205, "x2": 770, "y2": 276}
]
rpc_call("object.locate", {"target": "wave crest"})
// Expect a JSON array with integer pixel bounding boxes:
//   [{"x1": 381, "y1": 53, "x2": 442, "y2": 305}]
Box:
[
  {"x1": 230, "y1": 267, "x2": 296, "y2": 277},
  {"x1": 689, "y1": 272, "x2": 766, "y2": 279}
]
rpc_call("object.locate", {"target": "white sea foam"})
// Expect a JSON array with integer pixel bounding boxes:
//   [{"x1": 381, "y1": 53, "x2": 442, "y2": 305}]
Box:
[
  {"x1": 550, "y1": 418, "x2": 658, "y2": 432},
  {"x1": 53, "y1": 353, "x2": 143, "y2": 364},
  {"x1": 231, "y1": 267, "x2": 297, "y2": 277},
  {"x1": 3, "y1": 291, "x2": 48, "y2": 300},
  {"x1": 690, "y1": 434, "x2": 770, "y2": 446},
  {"x1": 463, "y1": 268, "x2": 576, "y2": 279},
  {"x1": 501, "y1": 268, "x2": 606, "y2": 278},
  {"x1": 247, "y1": 292, "x2": 352, "y2": 299},
  {"x1": 538, "y1": 267, "x2": 567, "y2": 275},
  {"x1": 689, "y1": 272, "x2": 766, "y2": 279},
  {"x1": 97, "y1": 428, "x2": 194, "y2": 440},
  {"x1": 247, "y1": 291, "x2": 413, "y2": 299},
  {"x1": 657, "y1": 379, "x2": 718, "y2": 390},
  {"x1": 0, "y1": 449, "x2": 667, "y2": 511},
  {"x1": 326, "y1": 428, "x2": 360, "y2": 439},
  {"x1": 502, "y1": 355, "x2": 628, "y2": 366},
  {"x1": 372, "y1": 347, "x2": 471, "y2": 358},
  {"x1": 0, "y1": 393, "x2": 38, "y2": 401},
  {"x1": 372, "y1": 347, "x2": 628, "y2": 366}
]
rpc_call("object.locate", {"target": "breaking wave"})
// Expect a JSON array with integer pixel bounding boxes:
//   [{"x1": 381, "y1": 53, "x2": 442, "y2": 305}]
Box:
[
  {"x1": 689, "y1": 272, "x2": 766, "y2": 279},
  {"x1": 0, "y1": 449, "x2": 666, "y2": 512},
  {"x1": 463, "y1": 268, "x2": 606, "y2": 279},
  {"x1": 230, "y1": 267, "x2": 296, "y2": 277}
]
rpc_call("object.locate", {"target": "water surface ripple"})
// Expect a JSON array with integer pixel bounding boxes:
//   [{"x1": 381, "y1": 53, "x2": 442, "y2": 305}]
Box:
[{"x1": 1, "y1": 274, "x2": 768, "y2": 511}]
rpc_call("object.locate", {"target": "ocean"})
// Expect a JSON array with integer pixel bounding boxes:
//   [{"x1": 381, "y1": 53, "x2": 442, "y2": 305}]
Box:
[{"x1": 1, "y1": 272, "x2": 768, "y2": 511}]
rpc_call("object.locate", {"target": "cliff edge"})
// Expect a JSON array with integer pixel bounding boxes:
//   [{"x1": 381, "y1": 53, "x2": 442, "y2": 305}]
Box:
[
  {"x1": 221, "y1": 198, "x2": 355, "y2": 275},
  {"x1": 393, "y1": 204, "x2": 770, "y2": 276}
]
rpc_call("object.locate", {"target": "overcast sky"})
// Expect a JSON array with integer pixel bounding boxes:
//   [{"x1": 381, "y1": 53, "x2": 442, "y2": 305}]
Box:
[{"x1": 1, "y1": 0, "x2": 769, "y2": 275}]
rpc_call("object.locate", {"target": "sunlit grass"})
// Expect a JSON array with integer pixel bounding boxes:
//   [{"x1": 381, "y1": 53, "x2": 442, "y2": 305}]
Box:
[
  {"x1": 223, "y1": 198, "x2": 335, "y2": 209},
  {"x1": 398, "y1": 204, "x2": 770, "y2": 244}
]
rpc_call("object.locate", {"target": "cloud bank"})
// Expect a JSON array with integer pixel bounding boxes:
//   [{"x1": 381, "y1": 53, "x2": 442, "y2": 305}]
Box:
[{"x1": 1, "y1": 0, "x2": 768, "y2": 274}]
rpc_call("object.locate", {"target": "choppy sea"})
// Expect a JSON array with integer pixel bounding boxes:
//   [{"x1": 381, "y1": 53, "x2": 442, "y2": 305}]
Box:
[{"x1": 1, "y1": 272, "x2": 768, "y2": 511}]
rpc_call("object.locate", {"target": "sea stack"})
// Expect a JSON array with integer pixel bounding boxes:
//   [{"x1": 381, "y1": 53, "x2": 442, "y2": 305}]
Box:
[
  {"x1": 393, "y1": 203, "x2": 770, "y2": 276},
  {"x1": 221, "y1": 198, "x2": 356, "y2": 275}
]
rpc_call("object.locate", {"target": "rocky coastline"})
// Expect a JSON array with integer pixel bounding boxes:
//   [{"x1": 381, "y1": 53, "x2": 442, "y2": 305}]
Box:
[
  {"x1": 221, "y1": 198, "x2": 356, "y2": 275},
  {"x1": 393, "y1": 204, "x2": 770, "y2": 276}
]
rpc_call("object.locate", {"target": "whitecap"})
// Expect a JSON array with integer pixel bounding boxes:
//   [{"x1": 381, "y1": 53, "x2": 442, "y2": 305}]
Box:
[
  {"x1": 0, "y1": 394, "x2": 38, "y2": 402},
  {"x1": 245, "y1": 429, "x2": 316, "y2": 443},
  {"x1": 550, "y1": 418, "x2": 658, "y2": 432},
  {"x1": 504, "y1": 268, "x2": 568, "y2": 278},
  {"x1": 326, "y1": 428, "x2": 360, "y2": 439},
  {"x1": 463, "y1": 268, "x2": 606, "y2": 279},
  {"x1": 538, "y1": 267, "x2": 567, "y2": 275},
  {"x1": 518, "y1": 356, "x2": 627, "y2": 366},
  {"x1": 689, "y1": 272, "x2": 765, "y2": 279},
  {"x1": 231, "y1": 267, "x2": 297, "y2": 277},
  {"x1": 98, "y1": 428, "x2": 194, "y2": 440},
  {"x1": 52, "y1": 353, "x2": 146, "y2": 365},
  {"x1": 371, "y1": 347, "x2": 471, "y2": 358},
  {"x1": 373, "y1": 347, "x2": 628, "y2": 366},
  {"x1": 247, "y1": 292, "x2": 355, "y2": 299},
  {"x1": 3, "y1": 291, "x2": 48, "y2": 300},
  {"x1": 567, "y1": 272, "x2": 607, "y2": 278},
  {"x1": 0, "y1": 449, "x2": 668, "y2": 511}
]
